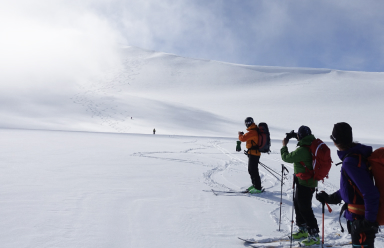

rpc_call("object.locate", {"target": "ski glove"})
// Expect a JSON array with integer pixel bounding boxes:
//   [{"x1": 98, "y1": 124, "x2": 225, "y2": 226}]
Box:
[
  {"x1": 236, "y1": 141, "x2": 241, "y2": 152},
  {"x1": 316, "y1": 191, "x2": 328, "y2": 204},
  {"x1": 352, "y1": 219, "x2": 379, "y2": 234},
  {"x1": 316, "y1": 191, "x2": 341, "y2": 205}
]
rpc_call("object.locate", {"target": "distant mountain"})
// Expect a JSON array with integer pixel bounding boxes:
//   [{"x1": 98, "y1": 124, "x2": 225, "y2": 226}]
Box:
[{"x1": 2, "y1": 46, "x2": 384, "y2": 142}]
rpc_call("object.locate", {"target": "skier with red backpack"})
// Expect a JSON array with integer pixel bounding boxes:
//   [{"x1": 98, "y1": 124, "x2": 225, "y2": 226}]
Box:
[
  {"x1": 316, "y1": 122, "x2": 380, "y2": 248},
  {"x1": 281, "y1": 125, "x2": 320, "y2": 246}
]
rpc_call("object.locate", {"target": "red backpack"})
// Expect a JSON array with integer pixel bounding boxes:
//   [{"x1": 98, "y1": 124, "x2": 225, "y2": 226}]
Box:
[
  {"x1": 257, "y1": 122, "x2": 271, "y2": 154},
  {"x1": 296, "y1": 139, "x2": 333, "y2": 181},
  {"x1": 368, "y1": 147, "x2": 384, "y2": 225}
]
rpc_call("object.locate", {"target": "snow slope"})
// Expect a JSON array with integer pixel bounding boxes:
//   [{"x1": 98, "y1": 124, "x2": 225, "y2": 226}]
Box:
[
  {"x1": 71, "y1": 47, "x2": 384, "y2": 143},
  {"x1": 2, "y1": 46, "x2": 384, "y2": 142},
  {"x1": 1, "y1": 129, "x2": 383, "y2": 248},
  {"x1": 1, "y1": 46, "x2": 384, "y2": 247}
]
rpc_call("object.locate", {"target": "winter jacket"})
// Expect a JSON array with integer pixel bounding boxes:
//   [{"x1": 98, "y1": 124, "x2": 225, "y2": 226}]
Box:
[
  {"x1": 280, "y1": 134, "x2": 318, "y2": 188},
  {"x1": 332, "y1": 144, "x2": 379, "y2": 223},
  {"x1": 238, "y1": 123, "x2": 261, "y2": 156}
]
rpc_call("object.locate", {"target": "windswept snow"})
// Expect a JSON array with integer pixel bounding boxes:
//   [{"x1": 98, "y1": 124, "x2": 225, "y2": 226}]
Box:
[{"x1": 1, "y1": 46, "x2": 384, "y2": 247}]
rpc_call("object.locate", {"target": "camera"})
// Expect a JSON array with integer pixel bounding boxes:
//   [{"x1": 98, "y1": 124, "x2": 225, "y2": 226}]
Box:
[{"x1": 284, "y1": 130, "x2": 298, "y2": 143}]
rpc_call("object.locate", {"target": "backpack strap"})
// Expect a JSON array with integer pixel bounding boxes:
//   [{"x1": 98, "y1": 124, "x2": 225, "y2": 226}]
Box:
[
  {"x1": 246, "y1": 128, "x2": 260, "y2": 152},
  {"x1": 339, "y1": 203, "x2": 348, "y2": 233},
  {"x1": 342, "y1": 168, "x2": 364, "y2": 204},
  {"x1": 297, "y1": 145, "x2": 314, "y2": 181},
  {"x1": 341, "y1": 153, "x2": 365, "y2": 204},
  {"x1": 299, "y1": 145, "x2": 313, "y2": 172},
  {"x1": 256, "y1": 127, "x2": 263, "y2": 148}
]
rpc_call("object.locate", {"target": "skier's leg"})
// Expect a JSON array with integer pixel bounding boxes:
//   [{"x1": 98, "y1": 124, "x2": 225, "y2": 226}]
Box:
[
  {"x1": 296, "y1": 184, "x2": 318, "y2": 233},
  {"x1": 294, "y1": 183, "x2": 307, "y2": 227},
  {"x1": 248, "y1": 155, "x2": 261, "y2": 190},
  {"x1": 349, "y1": 221, "x2": 376, "y2": 248}
]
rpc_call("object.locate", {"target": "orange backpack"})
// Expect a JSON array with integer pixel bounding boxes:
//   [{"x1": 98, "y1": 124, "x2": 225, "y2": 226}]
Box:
[{"x1": 368, "y1": 147, "x2": 384, "y2": 225}]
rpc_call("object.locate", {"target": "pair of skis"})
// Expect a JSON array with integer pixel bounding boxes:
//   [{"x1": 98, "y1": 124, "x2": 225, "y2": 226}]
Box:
[
  {"x1": 211, "y1": 188, "x2": 265, "y2": 196},
  {"x1": 238, "y1": 236, "x2": 352, "y2": 247}
]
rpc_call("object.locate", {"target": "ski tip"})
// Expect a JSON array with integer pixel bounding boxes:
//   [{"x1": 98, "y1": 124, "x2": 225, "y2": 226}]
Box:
[{"x1": 238, "y1": 237, "x2": 256, "y2": 243}]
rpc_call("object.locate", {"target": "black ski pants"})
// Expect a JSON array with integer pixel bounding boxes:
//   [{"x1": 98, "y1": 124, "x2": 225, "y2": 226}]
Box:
[
  {"x1": 347, "y1": 220, "x2": 376, "y2": 248},
  {"x1": 294, "y1": 180, "x2": 319, "y2": 233},
  {"x1": 248, "y1": 155, "x2": 261, "y2": 190}
]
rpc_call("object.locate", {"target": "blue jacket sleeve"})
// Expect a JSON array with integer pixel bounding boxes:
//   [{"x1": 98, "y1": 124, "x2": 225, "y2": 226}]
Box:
[{"x1": 330, "y1": 190, "x2": 342, "y2": 204}]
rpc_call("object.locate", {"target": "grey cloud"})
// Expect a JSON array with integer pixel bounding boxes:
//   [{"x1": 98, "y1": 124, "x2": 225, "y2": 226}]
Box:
[{"x1": 92, "y1": 0, "x2": 384, "y2": 72}]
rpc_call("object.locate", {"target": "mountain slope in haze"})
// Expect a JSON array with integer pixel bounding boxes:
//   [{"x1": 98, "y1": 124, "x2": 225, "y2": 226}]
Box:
[{"x1": 2, "y1": 46, "x2": 384, "y2": 142}]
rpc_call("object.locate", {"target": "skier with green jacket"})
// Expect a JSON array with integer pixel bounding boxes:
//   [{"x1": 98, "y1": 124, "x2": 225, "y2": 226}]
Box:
[{"x1": 281, "y1": 125, "x2": 319, "y2": 246}]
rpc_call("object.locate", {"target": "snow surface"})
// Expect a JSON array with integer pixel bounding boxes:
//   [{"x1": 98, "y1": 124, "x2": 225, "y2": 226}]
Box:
[{"x1": 1, "y1": 46, "x2": 384, "y2": 247}]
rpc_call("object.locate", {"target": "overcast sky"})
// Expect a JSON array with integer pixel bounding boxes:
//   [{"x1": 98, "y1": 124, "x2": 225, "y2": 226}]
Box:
[{"x1": 1, "y1": 0, "x2": 384, "y2": 73}]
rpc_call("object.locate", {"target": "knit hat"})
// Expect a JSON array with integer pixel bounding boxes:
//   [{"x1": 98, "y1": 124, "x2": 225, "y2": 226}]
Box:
[
  {"x1": 331, "y1": 122, "x2": 353, "y2": 144},
  {"x1": 298, "y1": 125, "x2": 312, "y2": 140}
]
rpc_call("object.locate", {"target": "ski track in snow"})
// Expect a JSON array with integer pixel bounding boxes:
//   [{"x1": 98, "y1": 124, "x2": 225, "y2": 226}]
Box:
[
  {"x1": 209, "y1": 140, "x2": 297, "y2": 233},
  {"x1": 129, "y1": 138, "x2": 370, "y2": 247},
  {"x1": 71, "y1": 54, "x2": 147, "y2": 133},
  {"x1": 130, "y1": 139, "x2": 297, "y2": 235}
]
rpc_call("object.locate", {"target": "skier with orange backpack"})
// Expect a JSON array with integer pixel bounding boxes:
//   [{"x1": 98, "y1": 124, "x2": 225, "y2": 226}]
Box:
[{"x1": 316, "y1": 122, "x2": 380, "y2": 248}]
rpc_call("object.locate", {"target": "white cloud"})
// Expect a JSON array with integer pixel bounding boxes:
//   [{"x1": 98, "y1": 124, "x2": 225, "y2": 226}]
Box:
[{"x1": 0, "y1": 0, "x2": 124, "y2": 91}]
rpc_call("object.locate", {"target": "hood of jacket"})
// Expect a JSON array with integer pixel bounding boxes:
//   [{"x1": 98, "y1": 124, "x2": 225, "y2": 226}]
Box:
[{"x1": 337, "y1": 143, "x2": 373, "y2": 161}]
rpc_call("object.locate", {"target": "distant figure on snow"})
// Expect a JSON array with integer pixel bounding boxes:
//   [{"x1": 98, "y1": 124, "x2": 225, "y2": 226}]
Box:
[{"x1": 153, "y1": 128, "x2": 156, "y2": 135}]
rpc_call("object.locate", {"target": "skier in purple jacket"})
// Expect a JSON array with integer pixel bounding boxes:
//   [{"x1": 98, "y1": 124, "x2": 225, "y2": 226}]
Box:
[{"x1": 316, "y1": 122, "x2": 379, "y2": 248}]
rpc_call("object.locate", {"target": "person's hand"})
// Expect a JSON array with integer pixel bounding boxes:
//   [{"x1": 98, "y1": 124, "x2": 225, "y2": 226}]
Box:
[
  {"x1": 238, "y1": 131, "x2": 244, "y2": 136},
  {"x1": 282, "y1": 138, "x2": 288, "y2": 147},
  {"x1": 316, "y1": 191, "x2": 329, "y2": 204}
]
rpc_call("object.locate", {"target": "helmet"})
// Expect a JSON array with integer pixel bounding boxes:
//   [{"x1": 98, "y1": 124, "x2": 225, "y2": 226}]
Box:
[{"x1": 244, "y1": 117, "x2": 254, "y2": 128}]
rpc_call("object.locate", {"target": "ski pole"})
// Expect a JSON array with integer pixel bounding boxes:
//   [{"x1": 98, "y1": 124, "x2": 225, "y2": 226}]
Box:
[
  {"x1": 316, "y1": 188, "x2": 325, "y2": 248},
  {"x1": 317, "y1": 188, "x2": 332, "y2": 248},
  {"x1": 279, "y1": 164, "x2": 289, "y2": 231},
  {"x1": 258, "y1": 162, "x2": 281, "y2": 181},
  {"x1": 290, "y1": 175, "x2": 296, "y2": 248},
  {"x1": 260, "y1": 164, "x2": 280, "y2": 181},
  {"x1": 259, "y1": 161, "x2": 282, "y2": 176},
  {"x1": 322, "y1": 202, "x2": 325, "y2": 248},
  {"x1": 279, "y1": 165, "x2": 283, "y2": 231}
]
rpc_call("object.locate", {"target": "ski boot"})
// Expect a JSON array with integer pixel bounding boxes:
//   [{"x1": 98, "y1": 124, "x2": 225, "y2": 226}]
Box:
[
  {"x1": 291, "y1": 225, "x2": 308, "y2": 240},
  {"x1": 248, "y1": 187, "x2": 264, "y2": 194},
  {"x1": 245, "y1": 185, "x2": 255, "y2": 193},
  {"x1": 301, "y1": 229, "x2": 320, "y2": 246}
]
